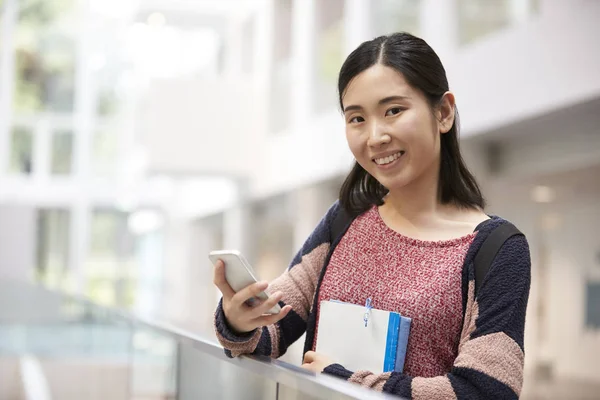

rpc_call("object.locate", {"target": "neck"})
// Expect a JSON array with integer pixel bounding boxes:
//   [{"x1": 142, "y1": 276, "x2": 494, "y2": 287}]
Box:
[{"x1": 383, "y1": 161, "x2": 442, "y2": 222}]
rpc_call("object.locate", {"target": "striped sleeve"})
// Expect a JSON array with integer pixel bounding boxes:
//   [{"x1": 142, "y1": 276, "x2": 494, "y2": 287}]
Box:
[
  {"x1": 214, "y1": 202, "x2": 341, "y2": 358},
  {"x1": 323, "y1": 233, "x2": 531, "y2": 400}
]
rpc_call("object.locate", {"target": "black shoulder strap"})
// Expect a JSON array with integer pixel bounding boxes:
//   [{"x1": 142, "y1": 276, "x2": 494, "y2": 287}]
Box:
[
  {"x1": 330, "y1": 205, "x2": 353, "y2": 243},
  {"x1": 474, "y1": 222, "x2": 523, "y2": 296}
]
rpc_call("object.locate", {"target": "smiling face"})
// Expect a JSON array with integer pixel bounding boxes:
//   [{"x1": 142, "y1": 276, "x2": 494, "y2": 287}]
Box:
[{"x1": 342, "y1": 64, "x2": 451, "y2": 194}]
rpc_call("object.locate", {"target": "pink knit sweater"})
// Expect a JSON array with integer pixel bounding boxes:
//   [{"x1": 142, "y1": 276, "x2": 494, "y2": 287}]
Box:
[{"x1": 314, "y1": 206, "x2": 476, "y2": 377}]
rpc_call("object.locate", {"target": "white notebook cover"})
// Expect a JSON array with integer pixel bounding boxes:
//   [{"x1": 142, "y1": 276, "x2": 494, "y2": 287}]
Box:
[{"x1": 316, "y1": 300, "x2": 400, "y2": 374}]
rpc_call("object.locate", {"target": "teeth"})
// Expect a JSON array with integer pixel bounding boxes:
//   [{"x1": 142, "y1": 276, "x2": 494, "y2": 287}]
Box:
[{"x1": 375, "y1": 152, "x2": 403, "y2": 165}]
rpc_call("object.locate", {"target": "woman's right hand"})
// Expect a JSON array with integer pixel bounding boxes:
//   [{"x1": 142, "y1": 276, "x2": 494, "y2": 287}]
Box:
[{"x1": 213, "y1": 259, "x2": 292, "y2": 334}]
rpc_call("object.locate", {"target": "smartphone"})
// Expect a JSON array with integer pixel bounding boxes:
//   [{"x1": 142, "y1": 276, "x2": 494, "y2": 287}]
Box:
[{"x1": 208, "y1": 250, "x2": 281, "y2": 315}]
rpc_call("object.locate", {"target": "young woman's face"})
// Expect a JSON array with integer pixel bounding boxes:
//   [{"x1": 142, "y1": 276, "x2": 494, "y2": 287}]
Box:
[{"x1": 342, "y1": 64, "x2": 452, "y2": 192}]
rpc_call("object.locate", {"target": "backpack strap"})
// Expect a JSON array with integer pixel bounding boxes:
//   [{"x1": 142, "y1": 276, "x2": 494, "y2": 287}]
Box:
[{"x1": 474, "y1": 222, "x2": 523, "y2": 296}]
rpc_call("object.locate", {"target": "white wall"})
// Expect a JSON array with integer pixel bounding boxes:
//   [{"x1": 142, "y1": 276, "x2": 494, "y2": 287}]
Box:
[
  {"x1": 489, "y1": 179, "x2": 600, "y2": 384},
  {"x1": 448, "y1": 0, "x2": 600, "y2": 137},
  {"x1": 545, "y1": 196, "x2": 600, "y2": 382},
  {"x1": 252, "y1": 110, "x2": 353, "y2": 198},
  {"x1": 0, "y1": 205, "x2": 36, "y2": 282},
  {"x1": 136, "y1": 77, "x2": 264, "y2": 178}
]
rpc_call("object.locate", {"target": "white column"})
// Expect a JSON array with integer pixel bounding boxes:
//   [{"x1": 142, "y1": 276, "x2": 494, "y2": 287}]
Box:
[
  {"x1": 419, "y1": 0, "x2": 458, "y2": 63},
  {"x1": 510, "y1": 0, "x2": 532, "y2": 24},
  {"x1": 343, "y1": 0, "x2": 372, "y2": 57},
  {"x1": 224, "y1": 17, "x2": 244, "y2": 77},
  {"x1": 222, "y1": 181, "x2": 250, "y2": 254},
  {"x1": 252, "y1": 1, "x2": 274, "y2": 89},
  {"x1": 0, "y1": 205, "x2": 36, "y2": 282},
  {"x1": 0, "y1": 0, "x2": 17, "y2": 174},
  {"x1": 69, "y1": 0, "x2": 95, "y2": 294},
  {"x1": 162, "y1": 217, "x2": 194, "y2": 324},
  {"x1": 290, "y1": 0, "x2": 316, "y2": 127},
  {"x1": 250, "y1": 1, "x2": 273, "y2": 144}
]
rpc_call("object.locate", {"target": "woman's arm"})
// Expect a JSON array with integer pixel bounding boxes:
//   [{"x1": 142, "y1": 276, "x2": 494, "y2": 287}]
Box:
[
  {"x1": 214, "y1": 202, "x2": 341, "y2": 358},
  {"x1": 323, "y1": 233, "x2": 531, "y2": 400}
]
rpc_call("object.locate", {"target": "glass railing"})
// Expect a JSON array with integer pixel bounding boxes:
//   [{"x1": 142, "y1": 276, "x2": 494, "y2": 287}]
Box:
[{"x1": 0, "y1": 280, "x2": 402, "y2": 400}]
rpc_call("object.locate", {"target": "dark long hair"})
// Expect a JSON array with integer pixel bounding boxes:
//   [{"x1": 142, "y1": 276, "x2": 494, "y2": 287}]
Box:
[{"x1": 338, "y1": 32, "x2": 485, "y2": 216}]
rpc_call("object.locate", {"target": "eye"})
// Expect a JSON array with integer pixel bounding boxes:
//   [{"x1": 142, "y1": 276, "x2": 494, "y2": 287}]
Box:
[
  {"x1": 385, "y1": 107, "x2": 403, "y2": 117},
  {"x1": 349, "y1": 116, "x2": 365, "y2": 124}
]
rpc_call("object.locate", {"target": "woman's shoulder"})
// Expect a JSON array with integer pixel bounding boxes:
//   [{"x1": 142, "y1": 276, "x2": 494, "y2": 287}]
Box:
[{"x1": 468, "y1": 214, "x2": 531, "y2": 265}]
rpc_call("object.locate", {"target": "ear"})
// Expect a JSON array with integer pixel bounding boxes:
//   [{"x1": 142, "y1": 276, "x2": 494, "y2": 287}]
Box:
[{"x1": 437, "y1": 91, "x2": 456, "y2": 134}]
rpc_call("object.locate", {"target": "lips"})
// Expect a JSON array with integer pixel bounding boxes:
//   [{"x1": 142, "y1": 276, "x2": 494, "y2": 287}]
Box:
[{"x1": 373, "y1": 151, "x2": 405, "y2": 166}]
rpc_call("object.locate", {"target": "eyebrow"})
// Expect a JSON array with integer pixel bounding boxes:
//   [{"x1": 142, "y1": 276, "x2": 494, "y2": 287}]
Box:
[{"x1": 343, "y1": 95, "x2": 410, "y2": 113}]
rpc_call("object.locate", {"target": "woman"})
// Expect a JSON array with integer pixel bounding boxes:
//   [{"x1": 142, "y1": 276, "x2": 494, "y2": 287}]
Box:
[{"x1": 213, "y1": 32, "x2": 530, "y2": 399}]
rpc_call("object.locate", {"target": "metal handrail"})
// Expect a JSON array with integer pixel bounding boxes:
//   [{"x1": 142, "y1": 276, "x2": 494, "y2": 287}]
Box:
[{"x1": 0, "y1": 281, "x2": 404, "y2": 400}]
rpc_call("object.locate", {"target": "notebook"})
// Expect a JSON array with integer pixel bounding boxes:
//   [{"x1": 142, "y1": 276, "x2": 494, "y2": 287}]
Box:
[{"x1": 316, "y1": 300, "x2": 412, "y2": 374}]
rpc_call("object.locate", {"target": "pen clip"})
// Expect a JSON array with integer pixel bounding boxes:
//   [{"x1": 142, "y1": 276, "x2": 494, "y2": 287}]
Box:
[{"x1": 363, "y1": 297, "x2": 373, "y2": 327}]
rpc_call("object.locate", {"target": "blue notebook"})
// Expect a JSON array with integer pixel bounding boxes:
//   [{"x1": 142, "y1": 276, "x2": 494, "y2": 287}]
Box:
[
  {"x1": 386, "y1": 311, "x2": 412, "y2": 372},
  {"x1": 317, "y1": 300, "x2": 412, "y2": 373}
]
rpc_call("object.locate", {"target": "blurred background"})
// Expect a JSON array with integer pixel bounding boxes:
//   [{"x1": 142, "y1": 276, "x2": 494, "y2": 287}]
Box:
[{"x1": 0, "y1": 0, "x2": 599, "y2": 399}]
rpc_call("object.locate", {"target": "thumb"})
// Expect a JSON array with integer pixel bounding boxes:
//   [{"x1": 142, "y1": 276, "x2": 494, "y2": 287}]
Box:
[{"x1": 303, "y1": 351, "x2": 316, "y2": 363}]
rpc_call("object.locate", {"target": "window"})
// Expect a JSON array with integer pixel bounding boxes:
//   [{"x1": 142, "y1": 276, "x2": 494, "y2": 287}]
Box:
[
  {"x1": 314, "y1": 0, "x2": 344, "y2": 115},
  {"x1": 50, "y1": 129, "x2": 73, "y2": 175},
  {"x1": 457, "y1": 0, "x2": 539, "y2": 46},
  {"x1": 9, "y1": 126, "x2": 33, "y2": 174},
  {"x1": 14, "y1": 0, "x2": 76, "y2": 113},
  {"x1": 36, "y1": 208, "x2": 70, "y2": 288},
  {"x1": 371, "y1": 0, "x2": 420, "y2": 37},
  {"x1": 92, "y1": 128, "x2": 118, "y2": 177}
]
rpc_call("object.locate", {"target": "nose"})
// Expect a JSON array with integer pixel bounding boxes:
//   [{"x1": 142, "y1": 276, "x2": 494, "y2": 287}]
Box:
[{"x1": 367, "y1": 121, "x2": 391, "y2": 147}]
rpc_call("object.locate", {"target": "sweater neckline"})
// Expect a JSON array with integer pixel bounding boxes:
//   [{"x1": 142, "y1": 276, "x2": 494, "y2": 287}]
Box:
[{"x1": 369, "y1": 206, "x2": 496, "y2": 248}]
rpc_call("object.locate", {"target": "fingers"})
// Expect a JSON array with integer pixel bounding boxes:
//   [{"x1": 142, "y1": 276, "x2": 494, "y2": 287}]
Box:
[
  {"x1": 303, "y1": 351, "x2": 316, "y2": 364},
  {"x1": 248, "y1": 291, "x2": 283, "y2": 318},
  {"x1": 253, "y1": 305, "x2": 292, "y2": 327},
  {"x1": 232, "y1": 280, "x2": 269, "y2": 306},
  {"x1": 212, "y1": 259, "x2": 235, "y2": 299}
]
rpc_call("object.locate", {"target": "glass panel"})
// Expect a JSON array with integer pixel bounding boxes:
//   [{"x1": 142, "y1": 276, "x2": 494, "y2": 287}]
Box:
[
  {"x1": 8, "y1": 125, "x2": 33, "y2": 174},
  {"x1": 457, "y1": 0, "x2": 540, "y2": 46},
  {"x1": 314, "y1": 0, "x2": 344, "y2": 115},
  {"x1": 50, "y1": 129, "x2": 73, "y2": 174},
  {"x1": 14, "y1": 0, "x2": 76, "y2": 113},
  {"x1": 130, "y1": 326, "x2": 178, "y2": 399},
  {"x1": 87, "y1": 209, "x2": 135, "y2": 307},
  {"x1": 92, "y1": 127, "x2": 118, "y2": 177},
  {"x1": 0, "y1": 282, "x2": 133, "y2": 400},
  {"x1": 371, "y1": 0, "x2": 420, "y2": 37},
  {"x1": 177, "y1": 342, "x2": 276, "y2": 400},
  {"x1": 36, "y1": 208, "x2": 70, "y2": 288}
]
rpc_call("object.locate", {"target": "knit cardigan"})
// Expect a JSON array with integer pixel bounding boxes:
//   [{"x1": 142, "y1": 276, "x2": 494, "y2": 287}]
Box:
[{"x1": 214, "y1": 201, "x2": 531, "y2": 399}]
